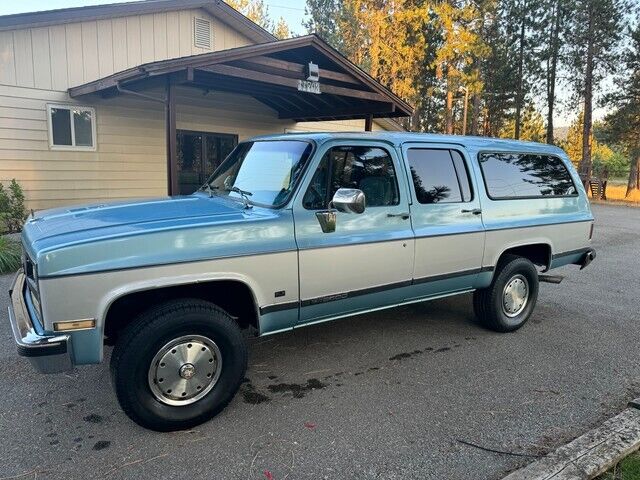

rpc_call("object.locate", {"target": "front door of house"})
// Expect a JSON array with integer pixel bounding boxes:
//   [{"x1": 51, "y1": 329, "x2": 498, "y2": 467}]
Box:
[{"x1": 177, "y1": 130, "x2": 238, "y2": 194}]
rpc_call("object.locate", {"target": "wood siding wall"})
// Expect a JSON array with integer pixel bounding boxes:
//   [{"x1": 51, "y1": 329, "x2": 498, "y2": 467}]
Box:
[{"x1": 0, "y1": 9, "x2": 253, "y2": 91}]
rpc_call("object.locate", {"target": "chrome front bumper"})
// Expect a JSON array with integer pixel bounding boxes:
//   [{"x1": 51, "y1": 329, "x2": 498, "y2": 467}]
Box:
[{"x1": 8, "y1": 271, "x2": 73, "y2": 373}]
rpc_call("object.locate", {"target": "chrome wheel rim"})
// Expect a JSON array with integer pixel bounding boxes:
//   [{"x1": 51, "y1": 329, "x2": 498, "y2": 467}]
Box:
[
  {"x1": 148, "y1": 335, "x2": 222, "y2": 406},
  {"x1": 502, "y1": 274, "x2": 529, "y2": 318}
]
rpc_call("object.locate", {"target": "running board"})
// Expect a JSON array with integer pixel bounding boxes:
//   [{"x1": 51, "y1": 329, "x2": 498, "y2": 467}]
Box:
[{"x1": 539, "y1": 274, "x2": 564, "y2": 284}]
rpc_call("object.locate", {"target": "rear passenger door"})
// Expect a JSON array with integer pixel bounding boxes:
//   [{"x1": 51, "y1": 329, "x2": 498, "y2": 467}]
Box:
[{"x1": 402, "y1": 144, "x2": 486, "y2": 298}]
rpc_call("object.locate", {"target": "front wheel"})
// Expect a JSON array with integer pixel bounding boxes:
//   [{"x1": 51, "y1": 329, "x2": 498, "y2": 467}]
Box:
[
  {"x1": 110, "y1": 299, "x2": 247, "y2": 431},
  {"x1": 473, "y1": 255, "x2": 539, "y2": 332}
]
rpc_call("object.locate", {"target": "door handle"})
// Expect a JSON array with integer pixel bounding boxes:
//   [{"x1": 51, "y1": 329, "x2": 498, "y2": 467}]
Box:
[
  {"x1": 387, "y1": 212, "x2": 411, "y2": 219},
  {"x1": 461, "y1": 208, "x2": 482, "y2": 215}
]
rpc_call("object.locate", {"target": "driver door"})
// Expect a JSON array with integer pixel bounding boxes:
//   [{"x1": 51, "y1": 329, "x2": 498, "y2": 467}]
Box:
[{"x1": 293, "y1": 142, "x2": 414, "y2": 324}]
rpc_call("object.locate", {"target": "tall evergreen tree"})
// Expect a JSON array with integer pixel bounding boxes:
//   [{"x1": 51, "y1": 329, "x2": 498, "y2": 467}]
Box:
[
  {"x1": 604, "y1": 23, "x2": 640, "y2": 196},
  {"x1": 303, "y1": 0, "x2": 346, "y2": 50},
  {"x1": 566, "y1": 0, "x2": 629, "y2": 182},
  {"x1": 539, "y1": 0, "x2": 569, "y2": 144}
]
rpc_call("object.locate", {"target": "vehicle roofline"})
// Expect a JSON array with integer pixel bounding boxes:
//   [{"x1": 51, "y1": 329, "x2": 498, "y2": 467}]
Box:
[{"x1": 243, "y1": 132, "x2": 568, "y2": 154}]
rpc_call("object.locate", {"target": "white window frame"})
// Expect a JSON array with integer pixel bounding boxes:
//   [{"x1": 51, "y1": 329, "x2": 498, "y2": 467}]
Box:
[{"x1": 46, "y1": 104, "x2": 97, "y2": 152}]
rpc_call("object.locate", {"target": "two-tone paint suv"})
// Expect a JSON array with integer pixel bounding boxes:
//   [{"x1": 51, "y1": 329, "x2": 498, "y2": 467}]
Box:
[{"x1": 9, "y1": 132, "x2": 595, "y2": 431}]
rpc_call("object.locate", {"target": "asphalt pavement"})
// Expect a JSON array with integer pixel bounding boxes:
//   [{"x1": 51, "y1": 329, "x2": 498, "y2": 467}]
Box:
[{"x1": 1, "y1": 203, "x2": 639, "y2": 479}]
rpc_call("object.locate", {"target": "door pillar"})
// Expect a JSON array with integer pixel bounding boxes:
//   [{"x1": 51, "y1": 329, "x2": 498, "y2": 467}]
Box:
[{"x1": 166, "y1": 78, "x2": 178, "y2": 195}]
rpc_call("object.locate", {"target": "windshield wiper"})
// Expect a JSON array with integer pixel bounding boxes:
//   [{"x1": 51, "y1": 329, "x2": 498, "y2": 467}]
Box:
[
  {"x1": 227, "y1": 186, "x2": 253, "y2": 209},
  {"x1": 200, "y1": 183, "x2": 215, "y2": 198},
  {"x1": 208, "y1": 185, "x2": 253, "y2": 208}
]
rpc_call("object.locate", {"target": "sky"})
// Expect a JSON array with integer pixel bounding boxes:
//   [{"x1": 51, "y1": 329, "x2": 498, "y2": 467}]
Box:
[
  {"x1": 0, "y1": 0, "x2": 614, "y2": 128},
  {"x1": 0, "y1": 0, "x2": 310, "y2": 31}
]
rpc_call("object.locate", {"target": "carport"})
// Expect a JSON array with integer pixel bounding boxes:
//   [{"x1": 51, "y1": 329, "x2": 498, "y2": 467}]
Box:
[{"x1": 68, "y1": 34, "x2": 413, "y2": 195}]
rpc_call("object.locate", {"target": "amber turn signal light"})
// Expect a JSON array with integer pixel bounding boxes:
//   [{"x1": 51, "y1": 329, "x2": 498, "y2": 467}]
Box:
[{"x1": 53, "y1": 319, "x2": 96, "y2": 332}]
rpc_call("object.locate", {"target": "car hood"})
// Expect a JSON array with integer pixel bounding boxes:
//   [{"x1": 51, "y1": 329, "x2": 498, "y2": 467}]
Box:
[{"x1": 22, "y1": 194, "x2": 295, "y2": 277}]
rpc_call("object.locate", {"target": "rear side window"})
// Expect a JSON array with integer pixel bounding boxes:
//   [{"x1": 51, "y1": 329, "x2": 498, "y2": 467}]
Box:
[
  {"x1": 407, "y1": 148, "x2": 472, "y2": 204},
  {"x1": 479, "y1": 152, "x2": 577, "y2": 199}
]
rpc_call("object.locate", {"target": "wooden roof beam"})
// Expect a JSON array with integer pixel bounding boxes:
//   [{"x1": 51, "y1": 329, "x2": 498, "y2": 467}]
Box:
[
  {"x1": 239, "y1": 55, "x2": 361, "y2": 85},
  {"x1": 279, "y1": 102, "x2": 396, "y2": 120},
  {"x1": 199, "y1": 64, "x2": 389, "y2": 102}
]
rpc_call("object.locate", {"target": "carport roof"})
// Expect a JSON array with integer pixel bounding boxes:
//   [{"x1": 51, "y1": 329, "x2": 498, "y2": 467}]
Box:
[{"x1": 68, "y1": 35, "x2": 414, "y2": 122}]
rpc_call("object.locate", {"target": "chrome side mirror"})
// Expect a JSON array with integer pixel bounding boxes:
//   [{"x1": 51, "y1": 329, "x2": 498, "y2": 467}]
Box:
[{"x1": 331, "y1": 188, "x2": 366, "y2": 214}]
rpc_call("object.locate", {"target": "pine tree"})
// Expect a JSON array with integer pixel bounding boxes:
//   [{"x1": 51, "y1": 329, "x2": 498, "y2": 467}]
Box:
[
  {"x1": 539, "y1": 0, "x2": 570, "y2": 144},
  {"x1": 304, "y1": 0, "x2": 346, "y2": 50},
  {"x1": 603, "y1": 23, "x2": 640, "y2": 196},
  {"x1": 273, "y1": 17, "x2": 291, "y2": 39},
  {"x1": 499, "y1": 104, "x2": 546, "y2": 142},
  {"x1": 566, "y1": 0, "x2": 630, "y2": 182},
  {"x1": 226, "y1": 0, "x2": 274, "y2": 31}
]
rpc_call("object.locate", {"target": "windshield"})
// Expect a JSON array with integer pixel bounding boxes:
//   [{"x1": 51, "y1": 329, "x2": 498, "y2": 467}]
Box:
[{"x1": 204, "y1": 140, "x2": 313, "y2": 207}]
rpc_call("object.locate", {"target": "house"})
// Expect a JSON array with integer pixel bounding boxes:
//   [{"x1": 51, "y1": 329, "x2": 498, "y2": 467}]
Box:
[{"x1": 0, "y1": 0, "x2": 412, "y2": 210}]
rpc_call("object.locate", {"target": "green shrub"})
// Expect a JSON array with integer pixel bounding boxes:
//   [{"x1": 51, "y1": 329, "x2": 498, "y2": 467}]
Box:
[
  {"x1": 0, "y1": 179, "x2": 27, "y2": 233},
  {"x1": 0, "y1": 236, "x2": 21, "y2": 274}
]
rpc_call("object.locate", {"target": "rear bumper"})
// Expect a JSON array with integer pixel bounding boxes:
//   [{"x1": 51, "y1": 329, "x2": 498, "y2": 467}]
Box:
[{"x1": 8, "y1": 271, "x2": 73, "y2": 373}]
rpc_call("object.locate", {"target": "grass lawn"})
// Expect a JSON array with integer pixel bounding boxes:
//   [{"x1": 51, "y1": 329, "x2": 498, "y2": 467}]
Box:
[
  {"x1": 604, "y1": 184, "x2": 640, "y2": 203},
  {"x1": 598, "y1": 450, "x2": 640, "y2": 480}
]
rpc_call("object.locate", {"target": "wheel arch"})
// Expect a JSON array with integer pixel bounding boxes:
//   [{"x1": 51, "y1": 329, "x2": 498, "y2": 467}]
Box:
[
  {"x1": 101, "y1": 277, "x2": 261, "y2": 345},
  {"x1": 494, "y1": 242, "x2": 553, "y2": 272}
]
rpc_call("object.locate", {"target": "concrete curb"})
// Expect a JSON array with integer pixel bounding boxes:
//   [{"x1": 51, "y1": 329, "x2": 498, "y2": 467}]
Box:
[{"x1": 503, "y1": 403, "x2": 640, "y2": 480}]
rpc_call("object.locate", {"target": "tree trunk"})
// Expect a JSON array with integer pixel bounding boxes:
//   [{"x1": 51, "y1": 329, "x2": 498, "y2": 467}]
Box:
[
  {"x1": 471, "y1": 94, "x2": 480, "y2": 135},
  {"x1": 546, "y1": 0, "x2": 561, "y2": 145},
  {"x1": 627, "y1": 155, "x2": 640, "y2": 197},
  {"x1": 579, "y1": 5, "x2": 595, "y2": 183},
  {"x1": 514, "y1": 4, "x2": 527, "y2": 140},
  {"x1": 445, "y1": 85, "x2": 454, "y2": 134}
]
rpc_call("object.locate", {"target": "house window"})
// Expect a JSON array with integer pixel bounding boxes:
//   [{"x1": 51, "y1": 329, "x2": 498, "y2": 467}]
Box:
[
  {"x1": 47, "y1": 104, "x2": 96, "y2": 151},
  {"x1": 194, "y1": 17, "x2": 212, "y2": 49}
]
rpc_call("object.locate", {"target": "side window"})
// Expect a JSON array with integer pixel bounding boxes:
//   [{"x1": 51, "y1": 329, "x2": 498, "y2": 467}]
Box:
[
  {"x1": 303, "y1": 146, "x2": 400, "y2": 209},
  {"x1": 407, "y1": 148, "x2": 472, "y2": 204},
  {"x1": 479, "y1": 152, "x2": 577, "y2": 199}
]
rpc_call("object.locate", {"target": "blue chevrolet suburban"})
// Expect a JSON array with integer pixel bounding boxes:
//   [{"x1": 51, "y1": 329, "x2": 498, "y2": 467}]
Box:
[{"x1": 9, "y1": 132, "x2": 595, "y2": 430}]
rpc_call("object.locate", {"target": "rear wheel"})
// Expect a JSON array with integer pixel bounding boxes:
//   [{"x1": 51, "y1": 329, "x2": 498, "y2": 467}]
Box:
[
  {"x1": 110, "y1": 299, "x2": 247, "y2": 431},
  {"x1": 473, "y1": 255, "x2": 539, "y2": 332}
]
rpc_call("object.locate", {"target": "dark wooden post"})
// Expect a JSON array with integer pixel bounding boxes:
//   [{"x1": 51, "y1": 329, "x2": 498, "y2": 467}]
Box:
[
  {"x1": 165, "y1": 77, "x2": 178, "y2": 195},
  {"x1": 364, "y1": 114, "x2": 373, "y2": 132}
]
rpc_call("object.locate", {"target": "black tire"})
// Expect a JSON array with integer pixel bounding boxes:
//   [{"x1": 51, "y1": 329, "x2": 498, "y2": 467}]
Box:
[
  {"x1": 110, "y1": 298, "x2": 247, "y2": 431},
  {"x1": 473, "y1": 254, "x2": 539, "y2": 332}
]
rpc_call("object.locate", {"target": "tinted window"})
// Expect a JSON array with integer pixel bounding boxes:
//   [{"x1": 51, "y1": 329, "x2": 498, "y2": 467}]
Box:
[
  {"x1": 408, "y1": 149, "x2": 472, "y2": 204},
  {"x1": 303, "y1": 146, "x2": 400, "y2": 209},
  {"x1": 479, "y1": 153, "x2": 577, "y2": 199},
  {"x1": 450, "y1": 150, "x2": 472, "y2": 202}
]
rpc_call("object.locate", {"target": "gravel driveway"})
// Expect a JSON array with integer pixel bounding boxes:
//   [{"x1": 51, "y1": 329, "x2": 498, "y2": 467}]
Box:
[{"x1": 0, "y1": 203, "x2": 638, "y2": 479}]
